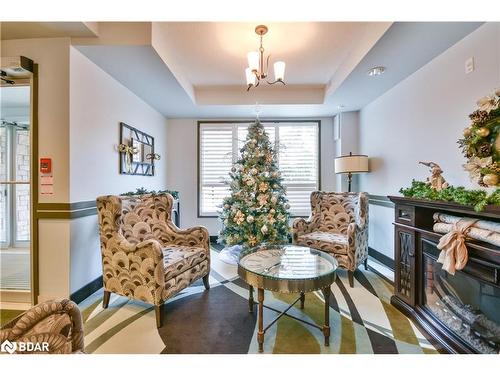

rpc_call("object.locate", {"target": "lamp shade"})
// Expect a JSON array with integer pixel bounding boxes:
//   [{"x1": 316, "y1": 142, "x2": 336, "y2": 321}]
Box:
[{"x1": 334, "y1": 154, "x2": 369, "y2": 174}]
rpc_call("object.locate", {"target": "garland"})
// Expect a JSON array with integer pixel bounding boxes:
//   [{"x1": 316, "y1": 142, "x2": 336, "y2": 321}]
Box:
[
  {"x1": 121, "y1": 187, "x2": 179, "y2": 199},
  {"x1": 399, "y1": 180, "x2": 500, "y2": 212},
  {"x1": 458, "y1": 90, "x2": 500, "y2": 187}
]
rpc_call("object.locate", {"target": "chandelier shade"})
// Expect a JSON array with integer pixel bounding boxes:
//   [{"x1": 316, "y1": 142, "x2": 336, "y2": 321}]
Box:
[
  {"x1": 245, "y1": 67, "x2": 256, "y2": 86},
  {"x1": 274, "y1": 61, "x2": 286, "y2": 82},
  {"x1": 245, "y1": 25, "x2": 286, "y2": 91},
  {"x1": 247, "y1": 51, "x2": 260, "y2": 72}
]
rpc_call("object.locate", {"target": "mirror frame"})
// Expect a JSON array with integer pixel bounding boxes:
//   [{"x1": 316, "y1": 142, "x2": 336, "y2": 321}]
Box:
[{"x1": 119, "y1": 122, "x2": 156, "y2": 176}]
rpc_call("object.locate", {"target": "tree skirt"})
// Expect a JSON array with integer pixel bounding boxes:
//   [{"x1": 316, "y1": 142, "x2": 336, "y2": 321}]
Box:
[{"x1": 218, "y1": 245, "x2": 243, "y2": 265}]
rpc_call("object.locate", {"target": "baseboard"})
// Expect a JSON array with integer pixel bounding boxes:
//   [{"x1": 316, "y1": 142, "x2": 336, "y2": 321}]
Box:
[
  {"x1": 70, "y1": 276, "x2": 103, "y2": 304},
  {"x1": 368, "y1": 247, "x2": 394, "y2": 270}
]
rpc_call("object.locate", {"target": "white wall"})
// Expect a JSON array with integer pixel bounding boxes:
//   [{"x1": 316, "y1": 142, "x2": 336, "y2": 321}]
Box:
[
  {"x1": 359, "y1": 22, "x2": 500, "y2": 260},
  {"x1": 69, "y1": 47, "x2": 168, "y2": 201},
  {"x1": 167, "y1": 117, "x2": 336, "y2": 236},
  {"x1": 333, "y1": 111, "x2": 361, "y2": 192},
  {"x1": 68, "y1": 47, "x2": 168, "y2": 293}
]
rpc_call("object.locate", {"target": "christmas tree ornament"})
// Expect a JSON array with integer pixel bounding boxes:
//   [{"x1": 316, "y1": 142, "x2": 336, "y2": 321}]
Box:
[
  {"x1": 463, "y1": 127, "x2": 472, "y2": 137},
  {"x1": 258, "y1": 182, "x2": 268, "y2": 192},
  {"x1": 476, "y1": 127, "x2": 490, "y2": 137},
  {"x1": 483, "y1": 173, "x2": 499, "y2": 187},
  {"x1": 257, "y1": 194, "x2": 268, "y2": 206}
]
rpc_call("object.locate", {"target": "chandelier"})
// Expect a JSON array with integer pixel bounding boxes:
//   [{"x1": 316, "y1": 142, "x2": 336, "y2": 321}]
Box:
[{"x1": 245, "y1": 25, "x2": 286, "y2": 91}]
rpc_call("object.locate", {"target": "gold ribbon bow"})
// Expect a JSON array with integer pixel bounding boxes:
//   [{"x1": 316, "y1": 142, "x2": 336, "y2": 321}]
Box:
[
  {"x1": 118, "y1": 143, "x2": 138, "y2": 155},
  {"x1": 118, "y1": 143, "x2": 138, "y2": 173},
  {"x1": 436, "y1": 218, "x2": 478, "y2": 275}
]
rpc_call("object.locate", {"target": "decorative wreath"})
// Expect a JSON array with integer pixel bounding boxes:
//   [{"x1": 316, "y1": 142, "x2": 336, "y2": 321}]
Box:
[{"x1": 458, "y1": 90, "x2": 500, "y2": 187}]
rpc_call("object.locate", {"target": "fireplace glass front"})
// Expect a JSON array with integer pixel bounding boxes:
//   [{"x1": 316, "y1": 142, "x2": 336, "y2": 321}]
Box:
[{"x1": 422, "y1": 240, "x2": 500, "y2": 354}]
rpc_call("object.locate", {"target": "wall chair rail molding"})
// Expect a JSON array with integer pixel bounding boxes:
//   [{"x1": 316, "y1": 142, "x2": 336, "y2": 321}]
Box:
[
  {"x1": 36, "y1": 201, "x2": 97, "y2": 219},
  {"x1": 368, "y1": 194, "x2": 395, "y2": 208}
]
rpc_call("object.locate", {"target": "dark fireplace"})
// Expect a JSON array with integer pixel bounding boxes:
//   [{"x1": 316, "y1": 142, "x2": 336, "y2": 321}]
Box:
[{"x1": 422, "y1": 239, "x2": 500, "y2": 354}]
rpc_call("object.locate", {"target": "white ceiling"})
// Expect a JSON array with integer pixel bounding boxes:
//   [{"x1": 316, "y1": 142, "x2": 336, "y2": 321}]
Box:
[
  {"x1": 157, "y1": 22, "x2": 368, "y2": 86},
  {"x1": 0, "y1": 22, "x2": 98, "y2": 40},
  {"x1": 1, "y1": 21, "x2": 484, "y2": 118},
  {"x1": 73, "y1": 21, "x2": 482, "y2": 117}
]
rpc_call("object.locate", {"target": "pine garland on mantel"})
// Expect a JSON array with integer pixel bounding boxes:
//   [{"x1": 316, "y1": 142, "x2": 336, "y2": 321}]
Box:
[{"x1": 399, "y1": 180, "x2": 500, "y2": 212}]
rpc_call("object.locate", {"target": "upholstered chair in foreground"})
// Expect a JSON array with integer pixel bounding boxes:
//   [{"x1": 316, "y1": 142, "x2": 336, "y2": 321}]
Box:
[
  {"x1": 96, "y1": 194, "x2": 210, "y2": 328},
  {"x1": 0, "y1": 299, "x2": 84, "y2": 354},
  {"x1": 292, "y1": 191, "x2": 369, "y2": 287}
]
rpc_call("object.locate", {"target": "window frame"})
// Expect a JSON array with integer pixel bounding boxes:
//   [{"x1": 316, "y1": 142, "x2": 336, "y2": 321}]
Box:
[{"x1": 197, "y1": 120, "x2": 321, "y2": 218}]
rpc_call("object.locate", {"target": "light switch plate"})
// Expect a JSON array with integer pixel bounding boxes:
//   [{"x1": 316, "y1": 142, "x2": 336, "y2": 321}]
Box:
[{"x1": 465, "y1": 57, "x2": 474, "y2": 74}]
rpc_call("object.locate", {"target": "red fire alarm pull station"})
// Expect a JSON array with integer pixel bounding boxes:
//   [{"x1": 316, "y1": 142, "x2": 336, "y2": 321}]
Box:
[{"x1": 40, "y1": 158, "x2": 52, "y2": 174}]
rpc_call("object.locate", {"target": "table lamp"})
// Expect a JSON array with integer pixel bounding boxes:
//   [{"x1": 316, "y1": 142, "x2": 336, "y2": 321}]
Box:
[{"x1": 334, "y1": 152, "x2": 369, "y2": 192}]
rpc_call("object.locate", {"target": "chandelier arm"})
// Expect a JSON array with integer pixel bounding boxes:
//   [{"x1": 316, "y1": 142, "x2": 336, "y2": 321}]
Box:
[
  {"x1": 265, "y1": 54, "x2": 271, "y2": 77},
  {"x1": 266, "y1": 79, "x2": 286, "y2": 86}
]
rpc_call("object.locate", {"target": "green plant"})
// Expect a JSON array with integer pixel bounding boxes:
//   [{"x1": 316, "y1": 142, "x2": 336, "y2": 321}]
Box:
[
  {"x1": 121, "y1": 187, "x2": 179, "y2": 199},
  {"x1": 399, "y1": 180, "x2": 500, "y2": 212}
]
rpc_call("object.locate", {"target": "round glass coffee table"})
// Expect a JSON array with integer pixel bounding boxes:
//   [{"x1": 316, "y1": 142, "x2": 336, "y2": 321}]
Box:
[{"x1": 238, "y1": 244, "x2": 338, "y2": 353}]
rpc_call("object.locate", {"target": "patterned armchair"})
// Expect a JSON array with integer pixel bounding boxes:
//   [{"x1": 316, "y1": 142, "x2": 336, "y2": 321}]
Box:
[
  {"x1": 292, "y1": 192, "x2": 369, "y2": 287},
  {"x1": 96, "y1": 194, "x2": 210, "y2": 328},
  {"x1": 0, "y1": 299, "x2": 84, "y2": 354}
]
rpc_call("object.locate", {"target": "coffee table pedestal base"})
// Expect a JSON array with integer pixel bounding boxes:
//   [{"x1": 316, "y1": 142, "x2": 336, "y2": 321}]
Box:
[{"x1": 249, "y1": 285, "x2": 332, "y2": 353}]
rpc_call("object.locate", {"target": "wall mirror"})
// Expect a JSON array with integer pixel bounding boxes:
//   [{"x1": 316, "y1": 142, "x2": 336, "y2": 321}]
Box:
[{"x1": 119, "y1": 122, "x2": 156, "y2": 176}]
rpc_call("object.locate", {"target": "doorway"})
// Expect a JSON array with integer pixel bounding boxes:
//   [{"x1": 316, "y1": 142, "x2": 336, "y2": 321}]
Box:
[{"x1": 1, "y1": 63, "x2": 35, "y2": 308}]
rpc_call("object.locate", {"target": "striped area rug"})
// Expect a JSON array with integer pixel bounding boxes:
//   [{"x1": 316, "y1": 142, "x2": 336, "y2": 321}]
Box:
[{"x1": 79, "y1": 249, "x2": 438, "y2": 354}]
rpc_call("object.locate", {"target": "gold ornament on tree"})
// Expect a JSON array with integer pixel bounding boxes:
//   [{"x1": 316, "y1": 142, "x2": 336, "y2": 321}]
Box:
[
  {"x1": 419, "y1": 161, "x2": 449, "y2": 191},
  {"x1": 483, "y1": 173, "x2": 499, "y2": 187},
  {"x1": 476, "y1": 127, "x2": 490, "y2": 137}
]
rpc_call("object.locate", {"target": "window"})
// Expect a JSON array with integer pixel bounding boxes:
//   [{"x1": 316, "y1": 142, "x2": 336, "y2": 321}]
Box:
[{"x1": 198, "y1": 121, "x2": 320, "y2": 217}]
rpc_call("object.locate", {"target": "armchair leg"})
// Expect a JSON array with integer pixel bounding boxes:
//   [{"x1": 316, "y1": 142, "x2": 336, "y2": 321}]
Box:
[
  {"x1": 202, "y1": 274, "x2": 210, "y2": 290},
  {"x1": 155, "y1": 304, "x2": 164, "y2": 328},
  {"x1": 348, "y1": 271, "x2": 354, "y2": 288},
  {"x1": 103, "y1": 290, "x2": 111, "y2": 309},
  {"x1": 364, "y1": 258, "x2": 368, "y2": 271}
]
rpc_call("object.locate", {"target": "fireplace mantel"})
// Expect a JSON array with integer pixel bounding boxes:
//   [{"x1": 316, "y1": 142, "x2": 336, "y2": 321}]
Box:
[{"x1": 388, "y1": 196, "x2": 500, "y2": 354}]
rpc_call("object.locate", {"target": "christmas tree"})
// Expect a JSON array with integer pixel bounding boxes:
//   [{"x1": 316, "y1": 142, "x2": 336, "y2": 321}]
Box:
[{"x1": 218, "y1": 120, "x2": 290, "y2": 248}]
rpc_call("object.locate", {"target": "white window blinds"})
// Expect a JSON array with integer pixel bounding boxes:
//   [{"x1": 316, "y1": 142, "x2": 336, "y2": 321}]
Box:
[
  {"x1": 278, "y1": 123, "x2": 319, "y2": 216},
  {"x1": 199, "y1": 122, "x2": 319, "y2": 217},
  {"x1": 199, "y1": 125, "x2": 233, "y2": 216}
]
